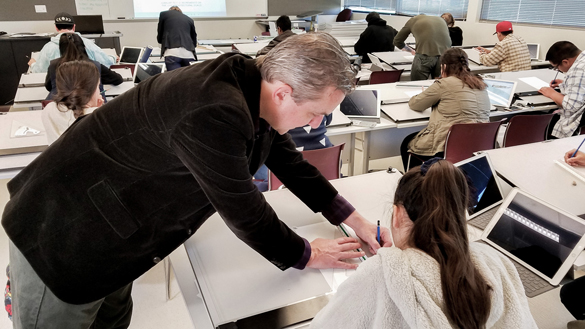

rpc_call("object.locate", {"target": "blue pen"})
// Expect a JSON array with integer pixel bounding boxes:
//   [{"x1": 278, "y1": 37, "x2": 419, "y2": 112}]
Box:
[
  {"x1": 570, "y1": 137, "x2": 585, "y2": 158},
  {"x1": 377, "y1": 220, "x2": 380, "y2": 244}
]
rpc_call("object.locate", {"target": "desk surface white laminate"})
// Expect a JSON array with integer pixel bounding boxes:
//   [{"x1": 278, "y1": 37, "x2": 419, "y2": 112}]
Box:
[
  {"x1": 0, "y1": 111, "x2": 47, "y2": 158},
  {"x1": 200, "y1": 39, "x2": 254, "y2": 46},
  {"x1": 233, "y1": 42, "x2": 269, "y2": 56},
  {"x1": 371, "y1": 51, "x2": 415, "y2": 65},
  {"x1": 104, "y1": 81, "x2": 134, "y2": 97},
  {"x1": 489, "y1": 68, "x2": 562, "y2": 93},
  {"x1": 111, "y1": 68, "x2": 133, "y2": 81},
  {"x1": 175, "y1": 171, "x2": 401, "y2": 329},
  {"x1": 18, "y1": 73, "x2": 47, "y2": 87},
  {"x1": 14, "y1": 86, "x2": 49, "y2": 103},
  {"x1": 484, "y1": 136, "x2": 585, "y2": 217}
]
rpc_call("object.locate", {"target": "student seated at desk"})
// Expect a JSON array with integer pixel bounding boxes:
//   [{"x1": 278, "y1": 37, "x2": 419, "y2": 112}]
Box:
[
  {"x1": 311, "y1": 159, "x2": 537, "y2": 329},
  {"x1": 45, "y1": 33, "x2": 123, "y2": 100},
  {"x1": 42, "y1": 60, "x2": 103, "y2": 144},
  {"x1": 256, "y1": 15, "x2": 296, "y2": 57},
  {"x1": 476, "y1": 21, "x2": 531, "y2": 72},
  {"x1": 400, "y1": 48, "x2": 490, "y2": 171},
  {"x1": 354, "y1": 12, "x2": 398, "y2": 63}
]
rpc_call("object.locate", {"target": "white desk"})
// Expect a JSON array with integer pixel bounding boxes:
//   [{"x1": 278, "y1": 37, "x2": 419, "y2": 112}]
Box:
[
  {"x1": 199, "y1": 39, "x2": 254, "y2": 47},
  {"x1": 0, "y1": 111, "x2": 47, "y2": 178},
  {"x1": 233, "y1": 42, "x2": 269, "y2": 56},
  {"x1": 18, "y1": 73, "x2": 46, "y2": 87},
  {"x1": 14, "y1": 86, "x2": 48, "y2": 103},
  {"x1": 171, "y1": 170, "x2": 575, "y2": 329}
]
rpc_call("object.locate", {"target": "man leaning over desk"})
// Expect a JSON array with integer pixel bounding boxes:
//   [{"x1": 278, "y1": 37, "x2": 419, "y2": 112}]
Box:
[
  {"x1": 2, "y1": 32, "x2": 391, "y2": 328},
  {"x1": 539, "y1": 41, "x2": 585, "y2": 139}
]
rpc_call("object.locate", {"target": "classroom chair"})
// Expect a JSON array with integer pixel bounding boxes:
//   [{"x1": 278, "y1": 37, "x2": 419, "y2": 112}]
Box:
[
  {"x1": 336, "y1": 9, "x2": 352, "y2": 22},
  {"x1": 267, "y1": 143, "x2": 345, "y2": 191},
  {"x1": 41, "y1": 100, "x2": 52, "y2": 109},
  {"x1": 502, "y1": 113, "x2": 554, "y2": 147},
  {"x1": 369, "y1": 70, "x2": 404, "y2": 84},
  {"x1": 444, "y1": 120, "x2": 504, "y2": 164},
  {"x1": 110, "y1": 64, "x2": 135, "y2": 76}
]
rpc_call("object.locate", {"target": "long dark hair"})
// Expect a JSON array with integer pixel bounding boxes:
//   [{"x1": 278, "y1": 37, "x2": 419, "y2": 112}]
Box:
[
  {"x1": 441, "y1": 48, "x2": 487, "y2": 90},
  {"x1": 394, "y1": 160, "x2": 492, "y2": 329},
  {"x1": 54, "y1": 60, "x2": 99, "y2": 118},
  {"x1": 58, "y1": 33, "x2": 89, "y2": 64}
]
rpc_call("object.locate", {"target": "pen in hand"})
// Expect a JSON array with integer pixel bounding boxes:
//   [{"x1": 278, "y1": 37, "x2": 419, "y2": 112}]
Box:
[
  {"x1": 551, "y1": 70, "x2": 559, "y2": 87},
  {"x1": 570, "y1": 137, "x2": 585, "y2": 158},
  {"x1": 377, "y1": 220, "x2": 380, "y2": 244}
]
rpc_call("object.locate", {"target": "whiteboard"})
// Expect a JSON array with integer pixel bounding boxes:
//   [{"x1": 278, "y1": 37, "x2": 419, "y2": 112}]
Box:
[{"x1": 76, "y1": 0, "x2": 267, "y2": 19}]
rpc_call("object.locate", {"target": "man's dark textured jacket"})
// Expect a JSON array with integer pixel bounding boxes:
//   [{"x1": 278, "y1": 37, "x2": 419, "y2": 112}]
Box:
[
  {"x1": 354, "y1": 18, "x2": 398, "y2": 63},
  {"x1": 157, "y1": 9, "x2": 198, "y2": 58},
  {"x1": 2, "y1": 54, "x2": 339, "y2": 304}
]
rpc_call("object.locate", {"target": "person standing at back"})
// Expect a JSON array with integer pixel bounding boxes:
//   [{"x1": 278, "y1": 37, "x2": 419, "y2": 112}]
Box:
[
  {"x1": 28, "y1": 12, "x2": 116, "y2": 73},
  {"x1": 157, "y1": 6, "x2": 198, "y2": 71},
  {"x1": 393, "y1": 14, "x2": 451, "y2": 81},
  {"x1": 256, "y1": 15, "x2": 296, "y2": 57},
  {"x1": 476, "y1": 21, "x2": 531, "y2": 72},
  {"x1": 354, "y1": 12, "x2": 398, "y2": 63},
  {"x1": 441, "y1": 13, "x2": 463, "y2": 47}
]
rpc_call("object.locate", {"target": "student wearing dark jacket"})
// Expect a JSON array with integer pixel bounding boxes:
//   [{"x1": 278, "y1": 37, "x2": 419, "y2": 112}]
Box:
[
  {"x1": 354, "y1": 12, "x2": 398, "y2": 63},
  {"x1": 44, "y1": 33, "x2": 123, "y2": 100},
  {"x1": 4, "y1": 33, "x2": 391, "y2": 328},
  {"x1": 157, "y1": 6, "x2": 198, "y2": 71},
  {"x1": 442, "y1": 13, "x2": 463, "y2": 46},
  {"x1": 256, "y1": 15, "x2": 296, "y2": 57}
]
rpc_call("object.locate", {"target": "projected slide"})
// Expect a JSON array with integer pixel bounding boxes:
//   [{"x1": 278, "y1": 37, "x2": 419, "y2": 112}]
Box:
[{"x1": 134, "y1": 0, "x2": 227, "y2": 18}]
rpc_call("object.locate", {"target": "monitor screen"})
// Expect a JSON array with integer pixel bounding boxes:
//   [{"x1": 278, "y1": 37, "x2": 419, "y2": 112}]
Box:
[
  {"x1": 120, "y1": 47, "x2": 143, "y2": 64},
  {"x1": 340, "y1": 90, "x2": 380, "y2": 118},
  {"x1": 72, "y1": 15, "x2": 104, "y2": 34},
  {"x1": 527, "y1": 44, "x2": 540, "y2": 60},
  {"x1": 134, "y1": 63, "x2": 163, "y2": 84},
  {"x1": 487, "y1": 192, "x2": 585, "y2": 279},
  {"x1": 457, "y1": 155, "x2": 503, "y2": 216},
  {"x1": 484, "y1": 79, "x2": 516, "y2": 107}
]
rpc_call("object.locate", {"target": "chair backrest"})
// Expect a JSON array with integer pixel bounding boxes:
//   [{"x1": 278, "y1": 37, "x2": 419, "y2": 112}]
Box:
[
  {"x1": 580, "y1": 126, "x2": 585, "y2": 135},
  {"x1": 444, "y1": 121, "x2": 503, "y2": 164},
  {"x1": 503, "y1": 113, "x2": 554, "y2": 147},
  {"x1": 110, "y1": 64, "x2": 135, "y2": 75},
  {"x1": 369, "y1": 70, "x2": 404, "y2": 84},
  {"x1": 336, "y1": 8, "x2": 352, "y2": 22},
  {"x1": 41, "y1": 100, "x2": 52, "y2": 109},
  {"x1": 268, "y1": 143, "x2": 345, "y2": 191}
]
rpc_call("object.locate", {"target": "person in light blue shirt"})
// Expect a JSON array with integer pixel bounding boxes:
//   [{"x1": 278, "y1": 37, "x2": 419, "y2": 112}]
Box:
[{"x1": 28, "y1": 12, "x2": 116, "y2": 73}]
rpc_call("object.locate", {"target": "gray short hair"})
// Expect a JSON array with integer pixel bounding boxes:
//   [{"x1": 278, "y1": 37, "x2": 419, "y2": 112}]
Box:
[{"x1": 256, "y1": 32, "x2": 356, "y2": 104}]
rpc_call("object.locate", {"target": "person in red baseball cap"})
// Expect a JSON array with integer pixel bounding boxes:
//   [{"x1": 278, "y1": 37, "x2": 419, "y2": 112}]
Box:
[{"x1": 475, "y1": 21, "x2": 531, "y2": 72}]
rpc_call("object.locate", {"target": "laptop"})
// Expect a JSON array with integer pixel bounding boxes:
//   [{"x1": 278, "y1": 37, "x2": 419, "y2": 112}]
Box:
[
  {"x1": 455, "y1": 153, "x2": 505, "y2": 230},
  {"x1": 484, "y1": 78, "x2": 517, "y2": 110},
  {"x1": 339, "y1": 89, "x2": 380, "y2": 123},
  {"x1": 367, "y1": 54, "x2": 384, "y2": 71},
  {"x1": 481, "y1": 188, "x2": 585, "y2": 297},
  {"x1": 133, "y1": 63, "x2": 164, "y2": 84},
  {"x1": 527, "y1": 43, "x2": 540, "y2": 61},
  {"x1": 119, "y1": 47, "x2": 144, "y2": 65},
  {"x1": 72, "y1": 15, "x2": 104, "y2": 34},
  {"x1": 327, "y1": 106, "x2": 352, "y2": 127}
]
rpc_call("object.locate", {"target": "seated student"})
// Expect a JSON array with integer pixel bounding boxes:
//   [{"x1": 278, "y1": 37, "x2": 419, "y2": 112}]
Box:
[
  {"x1": 45, "y1": 33, "x2": 123, "y2": 99},
  {"x1": 441, "y1": 13, "x2": 463, "y2": 46},
  {"x1": 256, "y1": 15, "x2": 296, "y2": 57},
  {"x1": 311, "y1": 159, "x2": 537, "y2": 329},
  {"x1": 476, "y1": 21, "x2": 531, "y2": 72},
  {"x1": 539, "y1": 41, "x2": 585, "y2": 139},
  {"x1": 400, "y1": 48, "x2": 490, "y2": 171},
  {"x1": 354, "y1": 12, "x2": 398, "y2": 63},
  {"x1": 42, "y1": 60, "x2": 104, "y2": 144},
  {"x1": 29, "y1": 12, "x2": 116, "y2": 73}
]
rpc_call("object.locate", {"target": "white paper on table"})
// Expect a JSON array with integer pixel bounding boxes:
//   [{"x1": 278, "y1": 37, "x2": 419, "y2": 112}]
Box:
[
  {"x1": 293, "y1": 222, "x2": 359, "y2": 291},
  {"x1": 403, "y1": 55, "x2": 415, "y2": 61},
  {"x1": 404, "y1": 90, "x2": 424, "y2": 97},
  {"x1": 555, "y1": 159, "x2": 585, "y2": 183},
  {"x1": 519, "y1": 77, "x2": 550, "y2": 90}
]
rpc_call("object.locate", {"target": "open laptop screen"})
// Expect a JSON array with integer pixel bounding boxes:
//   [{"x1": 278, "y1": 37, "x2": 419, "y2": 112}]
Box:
[
  {"x1": 134, "y1": 63, "x2": 164, "y2": 84},
  {"x1": 120, "y1": 47, "x2": 143, "y2": 64},
  {"x1": 340, "y1": 90, "x2": 380, "y2": 119},
  {"x1": 486, "y1": 191, "x2": 585, "y2": 279},
  {"x1": 72, "y1": 15, "x2": 104, "y2": 34},
  {"x1": 527, "y1": 44, "x2": 540, "y2": 60},
  {"x1": 484, "y1": 78, "x2": 517, "y2": 108},
  {"x1": 456, "y1": 155, "x2": 503, "y2": 217}
]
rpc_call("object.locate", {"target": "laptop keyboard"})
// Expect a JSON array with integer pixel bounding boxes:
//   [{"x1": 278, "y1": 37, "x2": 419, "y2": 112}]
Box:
[
  {"x1": 508, "y1": 257, "x2": 556, "y2": 298},
  {"x1": 468, "y1": 208, "x2": 499, "y2": 230}
]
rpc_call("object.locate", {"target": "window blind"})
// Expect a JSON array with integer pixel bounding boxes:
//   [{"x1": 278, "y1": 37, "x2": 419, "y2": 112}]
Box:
[
  {"x1": 480, "y1": 0, "x2": 585, "y2": 28},
  {"x1": 397, "y1": 0, "x2": 468, "y2": 19}
]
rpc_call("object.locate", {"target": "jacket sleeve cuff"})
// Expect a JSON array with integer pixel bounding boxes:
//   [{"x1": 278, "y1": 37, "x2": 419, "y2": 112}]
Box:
[
  {"x1": 321, "y1": 194, "x2": 356, "y2": 226},
  {"x1": 292, "y1": 238, "x2": 311, "y2": 270}
]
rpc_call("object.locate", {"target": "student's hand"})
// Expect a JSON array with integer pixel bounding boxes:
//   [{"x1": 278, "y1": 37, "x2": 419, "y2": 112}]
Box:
[
  {"x1": 343, "y1": 211, "x2": 392, "y2": 255},
  {"x1": 476, "y1": 47, "x2": 490, "y2": 55},
  {"x1": 409, "y1": 49, "x2": 416, "y2": 55},
  {"x1": 550, "y1": 79, "x2": 563, "y2": 88},
  {"x1": 565, "y1": 150, "x2": 585, "y2": 167},
  {"x1": 538, "y1": 86, "x2": 557, "y2": 98},
  {"x1": 28, "y1": 58, "x2": 36, "y2": 66},
  {"x1": 306, "y1": 237, "x2": 365, "y2": 269}
]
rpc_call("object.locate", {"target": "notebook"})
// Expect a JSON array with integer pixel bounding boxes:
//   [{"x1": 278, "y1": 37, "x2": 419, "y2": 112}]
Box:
[
  {"x1": 455, "y1": 153, "x2": 505, "y2": 230},
  {"x1": 484, "y1": 78, "x2": 517, "y2": 110},
  {"x1": 481, "y1": 188, "x2": 585, "y2": 297},
  {"x1": 119, "y1": 47, "x2": 143, "y2": 65},
  {"x1": 133, "y1": 63, "x2": 164, "y2": 84},
  {"x1": 339, "y1": 89, "x2": 380, "y2": 122}
]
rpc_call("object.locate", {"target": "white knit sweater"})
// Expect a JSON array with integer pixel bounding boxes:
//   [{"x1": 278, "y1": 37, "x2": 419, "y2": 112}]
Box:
[{"x1": 311, "y1": 242, "x2": 537, "y2": 329}]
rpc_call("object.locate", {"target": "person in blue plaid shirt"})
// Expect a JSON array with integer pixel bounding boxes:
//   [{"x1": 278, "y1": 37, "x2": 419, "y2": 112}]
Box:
[{"x1": 539, "y1": 41, "x2": 585, "y2": 138}]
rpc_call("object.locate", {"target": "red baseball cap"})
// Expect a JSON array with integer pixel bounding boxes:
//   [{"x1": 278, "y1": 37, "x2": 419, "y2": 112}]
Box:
[{"x1": 494, "y1": 21, "x2": 513, "y2": 35}]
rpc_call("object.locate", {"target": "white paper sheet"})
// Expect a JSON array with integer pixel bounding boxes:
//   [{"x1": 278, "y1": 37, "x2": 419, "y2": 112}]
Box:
[
  {"x1": 404, "y1": 90, "x2": 424, "y2": 97},
  {"x1": 403, "y1": 55, "x2": 415, "y2": 60},
  {"x1": 519, "y1": 77, "x2": 550, "y2": 90}
]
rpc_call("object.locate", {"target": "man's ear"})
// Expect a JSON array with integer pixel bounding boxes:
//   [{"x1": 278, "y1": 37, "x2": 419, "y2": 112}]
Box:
[{"x1": 272, "y1": 83, "x2": 292, "y2": 106}]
